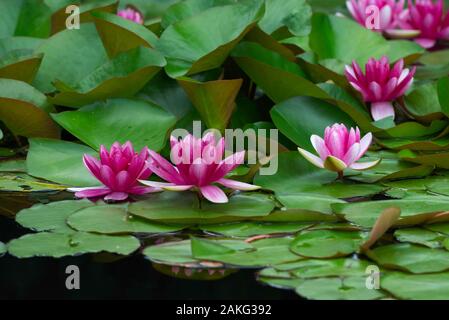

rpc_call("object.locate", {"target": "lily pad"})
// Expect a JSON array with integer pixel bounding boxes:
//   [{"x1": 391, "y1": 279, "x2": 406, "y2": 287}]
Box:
[
  {"x1": 157, "y1": 0, "x2": 264, "y2": 77},
  {"x1": 49, "y1": 47, "x2": 166, "y2": 107},
  {"x1": 382, "y1": 272, "x2": 449, "y2": 300},
  {"x1": 26, "y1": 138, "x2": 98, "y2": 187},
  {"x1": 128, "y1": 192, "x2": 275, "y2": 224},
  {"x1": 290, "y1": 230, "x2": 364, "y2": 258},
  {"x1": 0, "y1": 172, "x2": 66, "y2": 193},
  {"x1": 295, "y1": 277, "x2": 385, "y2": 300},
  {"x1": 0, "y1": 241, "x2": 5, "y2": 255},
  {"x1": 0, "y1": 51, "x2": 43, "y2": 83},
  {"x1": 16, "y1": 199, "x2": 94, "y2": 233},
  {"x1": 287, "y1": 258, "x2": 373, "y2": 278},
  {"x1": 67, "y1": 204, "x2": 188, "y2": 234},
  {"x1": 394, "y1": 228, "x2": 443, "y2": 248},
  {"x1": 201, "y1": 221, "x2": 312, "y2": 238},
  {"x1": 51, "y1": 98, "x2": 176, "y2": 152},
  {"x1": 368, "y1": 243, "x2": 449, "y2": 274},
  {"x1": 7, "y1": 232, "x2": 140, "y2": 258},
  {"x1": 0, "y1": 79, "x2": 59, "y2": 139}
]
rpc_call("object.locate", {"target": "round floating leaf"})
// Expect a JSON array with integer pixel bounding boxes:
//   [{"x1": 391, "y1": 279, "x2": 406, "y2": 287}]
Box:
[
  {"x1": 0, "y1": 172, "x2": 65, "y2": 193},
  {"x1": 404, "y1": 81, "x2": 443, "y2": 121},
  {"x1": 26, "y1": 138, "x2": 98, "y2": 187},
  {"x1": 7, "y1": 232, "x2": 140, "y2": 258},
  {"x1": 290, "y1": 230, "x2": 364, "y2": 258},
  {"x1": 0, "y1": 159, "x2": 26, "y2": 173},
  {"x1": 425, "y1": 223, "x2": 449, "y2": 235},
  {"x1": 394, "y1": 228, "x2": 443, "y2": 248},
  {"x1": 254, "y1": 152, "x2": 385, "y2": 198},
  {"x1": 92, "y1": 11, "x2": 159, "y2": 58},
  {"x1": 231, "y1": 42, "x2": 327, "y2": 103},
  {"x1": 161, "y1": 0, "x2": 236, "y2": 29},
  {"x1": 368, "y1": 243, "x2": 449, "y2": 273},
  {"x1": 34, "y1": 23, "x2": 108, "y2": 93},
  {"x1": 178, "y1": 77, "x2": 242, "y2": 132},
  {"x1": 399, "y1": 149, "x2": 449, "y2": 169},
  {"x1": 201, "y1": 221, "x2": 312, "y2": 237},
  {"x1": 51, "y1": 0, "x2": 118, "y2": 34},
  {"x1": 0, "y1": 79, "x2": 59, "y2": 139},
  {"x1": 287, "y1": 258, "x2": 372, "y2": 279},
  {"x1": 382, "y1": 272, "x2": 449, "y2": 300},
  {"x1": 157, "y1": 0, "x2": 264, "y2": 77},
  {"x1": 192, "y1": 237, "x2": 302, "y2": 267},
  {"x1": 67, "y1": 204, "x2": 188, "y2": 234},
  {"x1": 0, "y1": 51, "x2": 43, "y2": 83},
  {"x1": 51, "y1": 98, "x2": 176, "y2": 152},
  {"x1": 361, "y1": 207, "x2": 401, "y2": 251},
  {"x1": 49, "y1": 47, "x2": 165, "y2": 107},
  {"x1": 16, "y1": 199, "x2": 94, "y2": 233},
  {"x1": 259, "y1": 0, "x2": 312, "y2": 36},
  {"x1": 129, "y1": 192, "x2": 275, "y2": 223},
  {"x1": 295, "y1": 277, "x2": 385, "y2": 300},
  {"x1": 271, "y1": 96, "x2": 355, "y2": 150},
  {"x1": 438, "y1": 76, "x2": 449, "y2": 116},
  {"x1": 258, "y1": 276, "x2": 304, "y2": 290},
  {"x1": 333, "y1": 196, "x2": 449, "y2": 228}
]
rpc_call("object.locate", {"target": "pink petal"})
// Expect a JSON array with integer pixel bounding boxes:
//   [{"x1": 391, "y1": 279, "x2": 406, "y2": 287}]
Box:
[
  {"x1": 350, "y1": 159, "x2": 381, "y2": 170},
  {"x1": 342, "y1": 143, "x2": 360, "y2": 166},
  {"x1": 310, "y1": 135, "x2": 330, "y2": 160},
  {"x1": 138, "y1": 180, "x2": 176, "y2": 188},
  {"x1": 414, "y1": 38, "x2": 436, "y2": 48},
  {"x1": 148, "y1": 150, "x2": 182, "y2": 184},
  {"x1": 83, "y1": 154, "x2": 101, "y2": 180},
  {"x1": 297, "y1": 147, "x2": 324, "y2": 168},
  {"x1": 104, "y1": 192, "x2": 129, "y2": 201},
  {"x1": 210, "y1": 151, "x2": 245, "y2": 181},
  {"x1": 200, "y1": 185, "x2": 228, "y2": 203},
  {"x1": 116, "y1": 170, "x2": 131, "y2": 191},
  {"x1": 216, "y1": 178, "x2": 260, "y2": 191},
  {"x1": 128, "y1": 186, "x2": 161, "y2": 195},
  {"x1": 72, "y1": 187, "x2": 111, "y2": 199},
  {"x1": 371, "y1": 101, "x2": 395, "y2": 121},
  {"x1": 163, "y1": 185, "x2": 194, "y2": 191},
  {"x1": 357, "y1": 132, "x2": 373, "y2": 160},
  {"x1": 100, "y1": 165, "x2": 116, "y2": 189}
]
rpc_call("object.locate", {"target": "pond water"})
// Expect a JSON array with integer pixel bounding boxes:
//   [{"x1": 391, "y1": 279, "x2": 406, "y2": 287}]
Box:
[{"x1": 0, "y1": 197, "x2": 298, "y2": 300}]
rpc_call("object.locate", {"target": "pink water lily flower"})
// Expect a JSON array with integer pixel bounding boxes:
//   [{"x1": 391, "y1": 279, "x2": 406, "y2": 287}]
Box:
[
  {"x1": 346, "y1": 0, "x2": 405, "y2": 31},
  {"x1": 298, "y1": 124, "x2": 380, "y2": 176},
  {"x1": 117, "y1": 7, "x2": 144, "y2": 24},
  {"x1": 139, "y1": 133, "x2": 260, "y2": 204},
  {"x1": 69, "y1": 142, "x2": 160, "y2": 201},
  {"x1": 345, "y1": 56, "x2": 415, "y2": 121},
  {"x1": 397, "y1": 0, "x2": 449, "y2": 48}
]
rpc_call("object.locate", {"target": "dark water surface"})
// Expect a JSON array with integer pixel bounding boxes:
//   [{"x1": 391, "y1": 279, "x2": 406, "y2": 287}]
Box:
[{"x1": 0, "y1": 206, "x2": 298, "y2": 300}]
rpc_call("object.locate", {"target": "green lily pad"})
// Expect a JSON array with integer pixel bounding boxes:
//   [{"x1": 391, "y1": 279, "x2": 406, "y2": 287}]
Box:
[
  {"x1": 192, "y1": 236, "x2": 302, "y2": 267},
  {"x1": 51, "y1": 98, "x2": 176, "y2": 152},
  {"x1": 290, "y1": 230, "x2": 364, "y2": 258},
  {"x1": 26, "y1": 138, "x2": 98, "y2": 187},
  {"x1": 286, "y1": 258, "x2": 372, "y2": 278},
  {"x1": 333, "y1": 196, "x2": 449, "y2": 228},
  {"x1": 128, "y1": 192, "x2": 275, "y2": 224},
  {"x1": 368, "y1": 243, "x2": 449, "y2": 274},
  {"x1": 0, "y1": 241, "x2": 5, "y2": 255},
  {"x1": 7, "y1": 232, "x2": 140, "y2": 258},
  {"x1": 201, "y1": 221, "x2": 311, "y2": 238},
  {"x1": 394, "y1": 228, "x2": 443, "y2": 248},
  {"x1": 438, "y1": 76, "x2": 449, "y2": 117},
  {"x1": 34, "y1": 23, "x2": 108, "y2": 93},
  {"x1": 405, "y1": 81, "x2": 443, "y2": 121},
  {"x1": 0, "y1": 79, "x2": 59, "y2": 139},
  {"x1": 0, "y1": 172, "x2": 66, "y2": 193},
  {"x1": 92, "y1": 11, "x2": 159, "y2": 58},
  {"x1": 231, "y1": 41, "x2": 328, "y2": 103},
  {"x1": 49, "y1": 47, "x2": 166, "y2": 107},
  {"x1": 178, "y1": 77, "x2": 242, "y2": 132},
  {"x1": 258, "y1": 276, "x2": 304, "y2": 290},
  {"x1": 157, "y1": 0, "x2": 264, "y2": 77},
  {"x1": 295, "y1": 276, "x2": 385, "y2": 300},
  {"x1": 0, "y1": 51, "x2": 43, "y2": 83},
  {"x1": 254, "y1": 152, "x2": 385, "y2": 198},
  {"x1": 16, "y1": 199, "x2": 94, "y2": 233},
  {"x1": 0, "y1": 159, "x2": 26, "y2": 173},
  {"x1": 67, "y1": 204, "x2": 188, "y2": 234},
  {"x1": 425, "y1": 223, "x2": 449, "y2": 235},
  {"x1": 382, "y1": 272, "x2": 449, "y2": 300}
]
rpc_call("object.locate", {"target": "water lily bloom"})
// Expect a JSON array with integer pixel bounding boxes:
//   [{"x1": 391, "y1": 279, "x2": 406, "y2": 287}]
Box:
[
  {"x1": 397, "y1": 0, "x2": 449, "y2": 48},
  {"x1": 298, "y1": 124, "x2": 380, "y2": 175},
  {"x1": 117, "y1": 7, "x2": 144, "y2": 24},
  {"x1": 69, "y1": 142, "x2": 159, "y2": 201},
  {"x1": 139, "y1": 133, "x2": 260, "y2": 204},
  {"x1": 346, "y1": 0, "x2": 405, "y2": 31},
  {"x1": 345, "y1": 56, "x2": 415, "y2": 121}
]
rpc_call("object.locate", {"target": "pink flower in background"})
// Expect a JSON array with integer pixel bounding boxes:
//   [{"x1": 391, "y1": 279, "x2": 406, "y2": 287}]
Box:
[
  {"x1": 345, "y1": 56, "x2": 415, "y2": 121},
  {"x1": 298, "y1": 124, "x2": 380, "y2": 175},
  {"x1": 117, "y1": 7, "x2": 144, "y2": 24},
  {"x1": 346, "y1": 0, "x2": 405, "y2": 31},
  {"x1": 140, "y1": 133, "x2": 260, "y2": 204},
  {"x1": 69, "y1": 142, "x2": 159, "y2": 201},
  {"x1": 397, "y1": 0, "x2": 449, "y2": 48}
]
